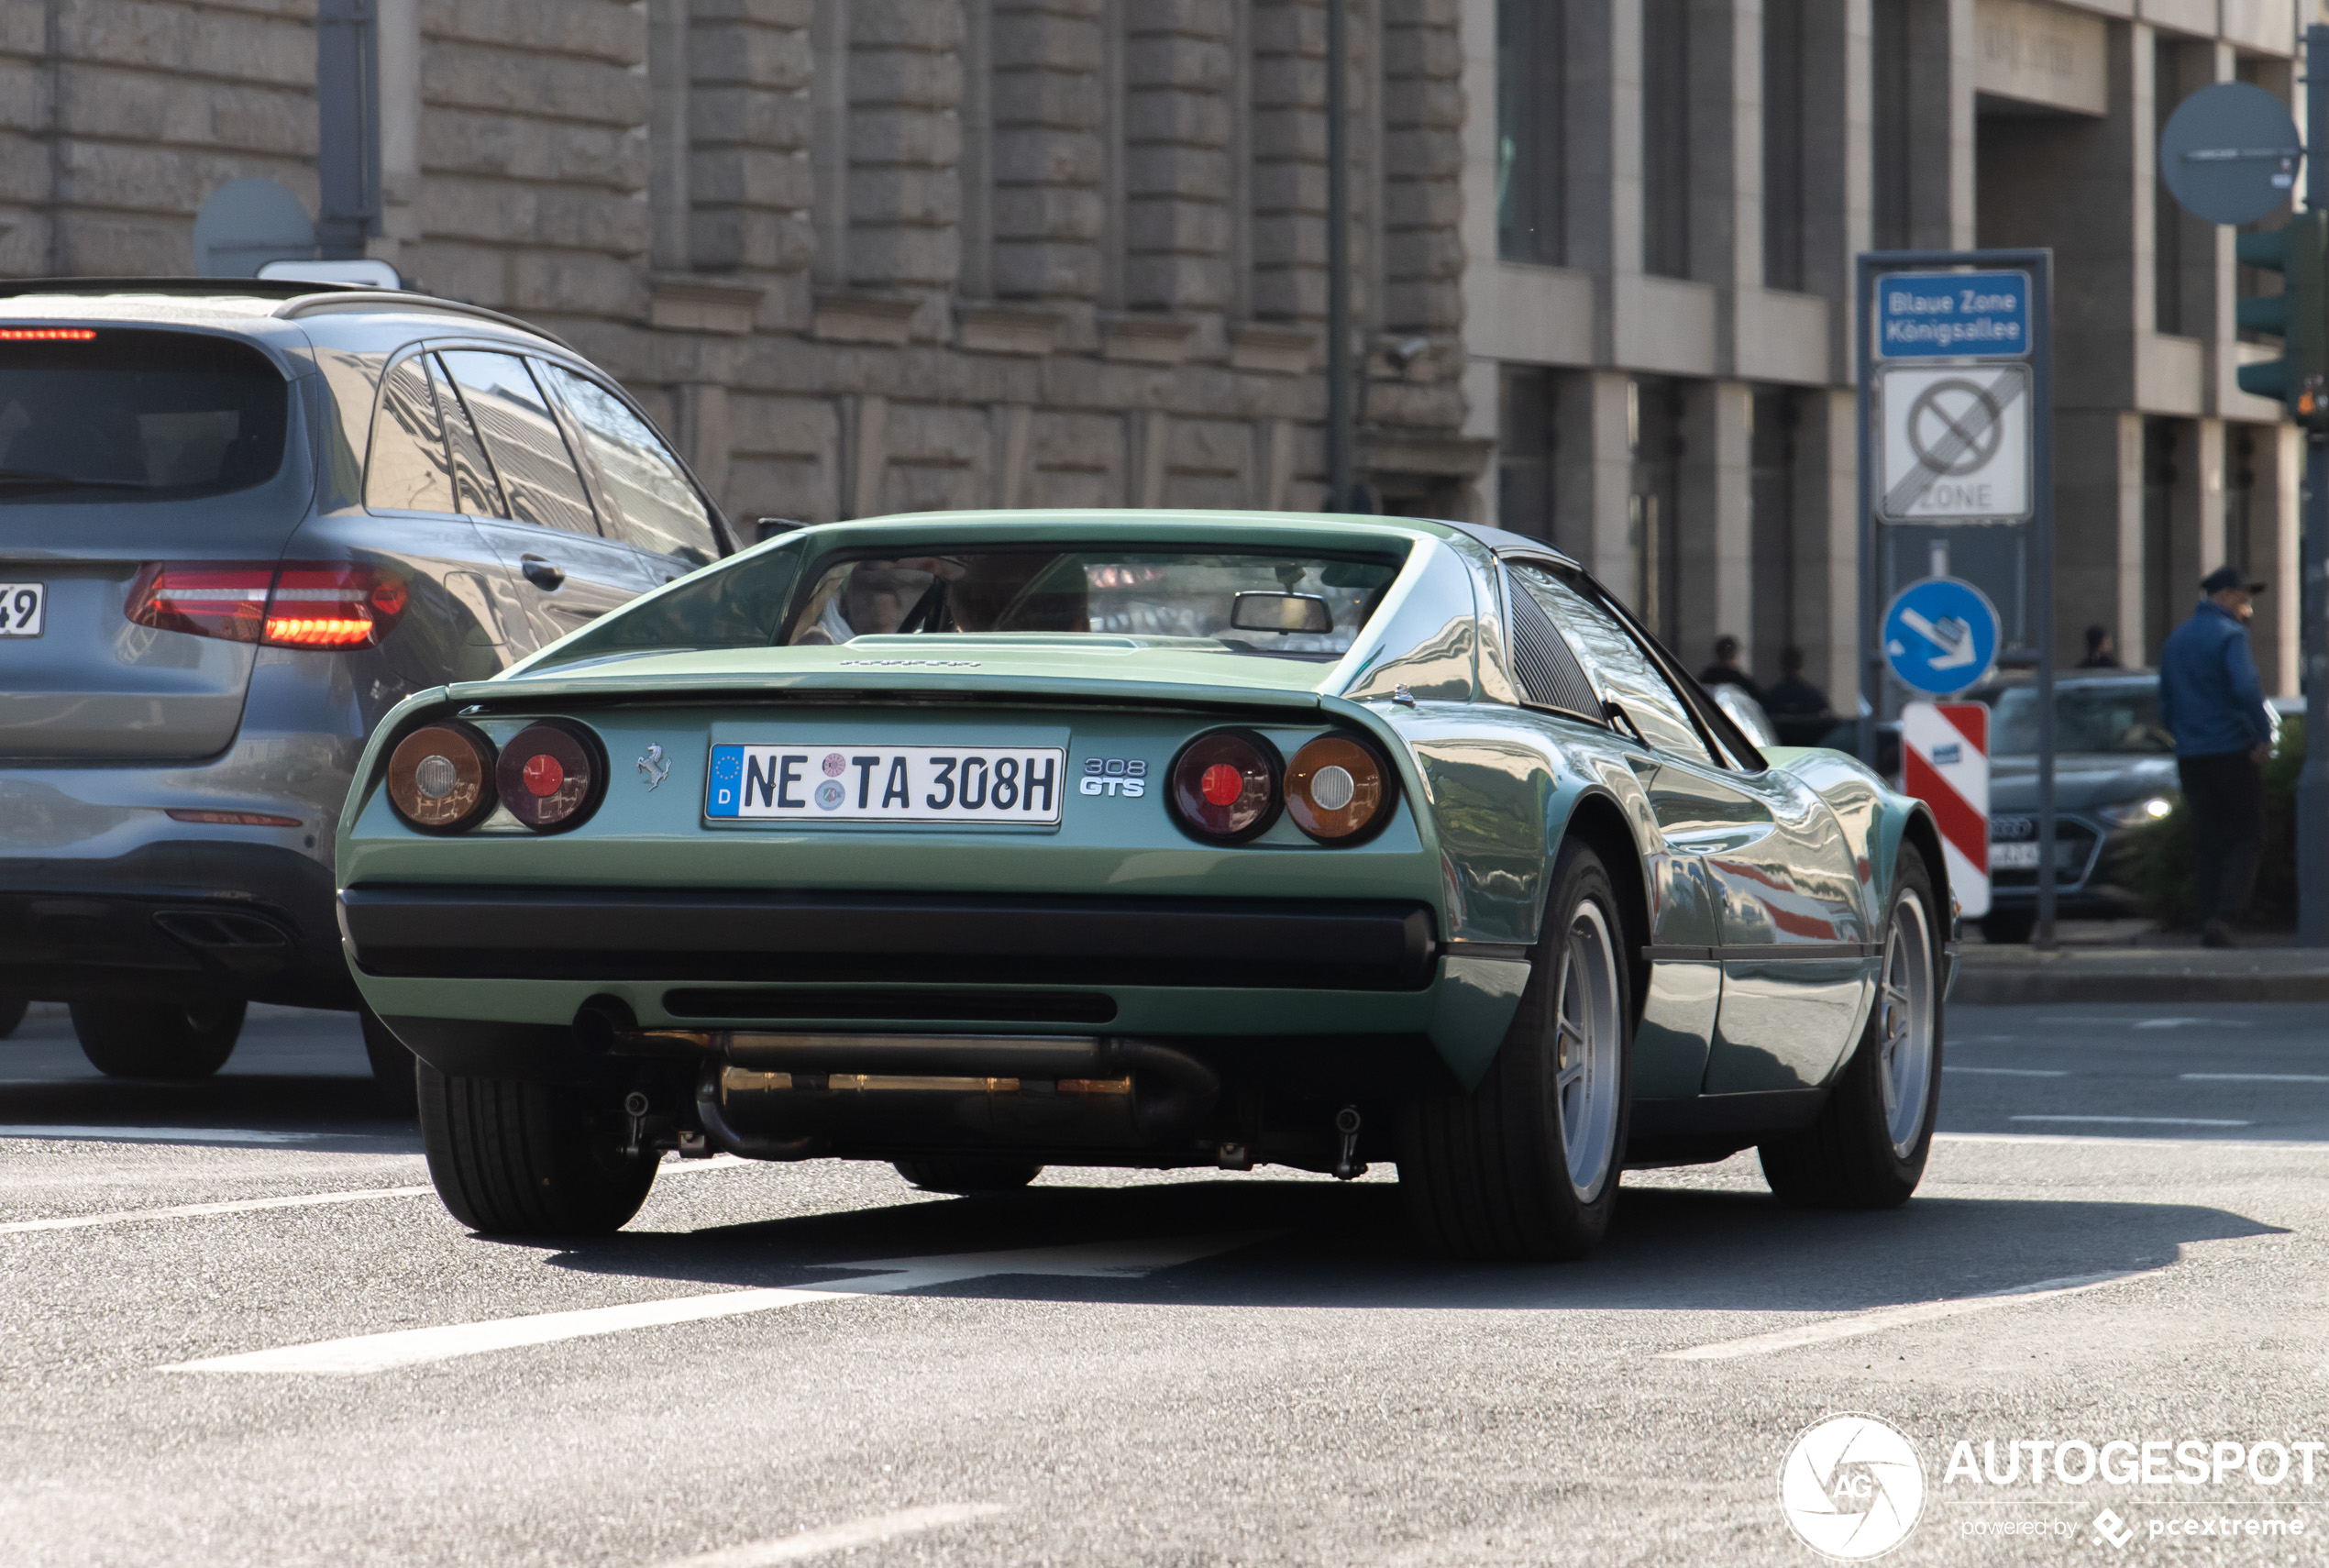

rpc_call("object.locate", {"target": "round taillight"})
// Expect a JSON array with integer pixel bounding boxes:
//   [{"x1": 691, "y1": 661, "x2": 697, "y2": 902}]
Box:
[
  {"x1": 385, "y1": 723, "x2": 496, "y2": 833},
  {"x1": 495, "y1": 720, "x2": 603, "y2": 833},
  {"x1": 1168, "y1": 729, "x2": 1280, "y2": 842},
  {"x1": 1286, "y1": 734, "x2": 1395, "y2": 843}
]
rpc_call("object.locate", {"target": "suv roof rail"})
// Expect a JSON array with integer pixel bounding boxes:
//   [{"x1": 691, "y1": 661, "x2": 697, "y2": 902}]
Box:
[
  {"x1": 0, "y1": 276, "x2": 576, "y2": 352},
  {"x1": 270, "y1": 290, "x2": 575, "y2": 351},
  {"x1": 0, "y1": 276, "x2": 366, "y2": 300}
]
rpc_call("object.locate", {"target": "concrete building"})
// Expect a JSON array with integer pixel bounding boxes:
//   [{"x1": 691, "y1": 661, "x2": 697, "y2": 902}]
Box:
[
  {"x1": 0, "y1": 0, "x2": 2310, "y2": 696},
  {"x1": 0, "y1": 0, "x2": 1481, "y2": 538},
  {"x1": 1463, "y1": 0, "x2": 2308, "y2": 696}
]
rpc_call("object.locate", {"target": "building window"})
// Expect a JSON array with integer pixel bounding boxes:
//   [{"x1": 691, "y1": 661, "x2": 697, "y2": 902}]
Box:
[
  {"x1": 1871, "y1": 0, "x2": 1910, "y2": 252},
  {"x1": 1496, "y1": 0, "x2": 1563, "y2": 266},
  {"x1": 2155, "y1": 40, "x2": 2189, "y2": 336},
  {"x1": 1498, "y1": 367, "x2": 1557, "y2": 540},
  {"x1": 1762, "y1": 0, "x2": 1805, "y2": 292},
  {"x1": 1641, "y1": 0, "x2": 1689, "y2": 279}
]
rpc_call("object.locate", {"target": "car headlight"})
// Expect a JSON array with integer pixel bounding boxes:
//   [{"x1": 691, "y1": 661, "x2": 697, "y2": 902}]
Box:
[{"x1": 2096, "y1": 795, "x2": 2175, "y2": 827}]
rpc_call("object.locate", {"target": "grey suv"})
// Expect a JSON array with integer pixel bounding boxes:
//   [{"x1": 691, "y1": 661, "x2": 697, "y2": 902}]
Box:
[{"x1": 0, "y1": 279, "x2": 734, "y2": 1094}]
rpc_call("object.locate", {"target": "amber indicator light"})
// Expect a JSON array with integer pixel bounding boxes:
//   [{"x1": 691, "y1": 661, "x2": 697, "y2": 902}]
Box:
[
  {"x1": 386, "y1": 723, "x2": 497, "y2": 834},
  {"x1": 1286, "y1": 734, "x2": 1395, "y2": 843}
]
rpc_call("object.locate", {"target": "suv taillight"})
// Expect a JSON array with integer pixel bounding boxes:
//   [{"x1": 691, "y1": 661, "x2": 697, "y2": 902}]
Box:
[{"x1": 127, "y1": 562, "x2": 408, "y2": 648}]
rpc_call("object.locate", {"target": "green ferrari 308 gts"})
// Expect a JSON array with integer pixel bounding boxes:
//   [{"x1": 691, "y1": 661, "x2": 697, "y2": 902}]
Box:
[{"x1": 339, "y1": 511, "x2": 1951, "y2": 1259}]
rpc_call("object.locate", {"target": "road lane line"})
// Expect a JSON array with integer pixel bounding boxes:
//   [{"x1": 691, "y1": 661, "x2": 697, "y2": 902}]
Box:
[
  {"x1": 2180, "y1": 1073, "x2": 2329, "y2": 1083},
  {"x1": 645, "y1": 1504, "x2": 1009, "y2": 1568},
  {"x1": 2010, "y1": 1115, "x2": 2251, "y2": 1127},
  {"x1": 0, "y1": 1125, "x2": 348, "y2": 1144},
  {"x1": 1943, "y1": 1067, "x2": 2067, "y2": 1077},
  {"x1": 0, "y1": 1186, "x2": 435, "y2": 1235},
  {"x1": 163, "y1": 1234, "x2": 1256, "y2": 1375},
  {"x1": 1659, "y1": 1270, "x2": 2148, "y2": 1362}
]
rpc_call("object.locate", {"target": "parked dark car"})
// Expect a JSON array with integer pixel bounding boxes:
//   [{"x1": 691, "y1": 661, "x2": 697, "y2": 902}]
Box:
[
  {"x1": 1966, "y1": 670, "x2": 2190, "y2": 944},
  {"x1": 0, "y1": 278, "x2": 734, "y2": 1093}
]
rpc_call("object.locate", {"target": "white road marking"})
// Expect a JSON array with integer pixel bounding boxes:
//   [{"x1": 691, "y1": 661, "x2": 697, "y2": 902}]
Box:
[
  {"x1": 1943, "y1": 1066, "x2": 2067, "y2": 1077},
  {"x1": 0, "y1": 1186, "x2": 434, "y2": 1235},
  {"x1": 0, "y1": 1154, "x2": 743, "y2": 1236},
  {"x1": 644, "y1": 1504, "x2": 1008, "y2": 1568},
  {"x1": 1659, "y1": 1270, "x2": 2147, "y2": 1362},
  {"x1": 2134, "y1": 1017, "x2": 2254, "y2": 1031},
  {"x1": 2180, "y1": 1073, "x2": 2329, "y2": 1084},
  {"x1": 164, "y1": 1234, "x2": 1255, "y2": 1375},
  {"x1": 0, "y1": 1125, "x2": 345, "y2": 1144},
  {"x1": 2010, "y1": 1115, "x2": 2251, "y2": 1128}
]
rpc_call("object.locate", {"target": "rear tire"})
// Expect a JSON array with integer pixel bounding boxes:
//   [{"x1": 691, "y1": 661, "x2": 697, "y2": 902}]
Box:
[
  {"x1": 1760, "y1": 850, "x2": 1943, "y2": 1209},
  {"x1": 893, "y1": 1156, "x2": 1043, "y2": 1195},
  {"x1": 359, "y1": 1006, "x2": 419, "y2": 1117},
  {"x1": 0, "y1": 995, "x2": 26, "y2": 1039},
  {"x1": 1397, "y1": 839, "x2": 1632, "y2": 1262},
  {"x1": 70, "y1": 999, "x2": 244, "y2": 1079},
  {"x1": 416, "y1": 1061, "x2": 657, "y2": 1235}
]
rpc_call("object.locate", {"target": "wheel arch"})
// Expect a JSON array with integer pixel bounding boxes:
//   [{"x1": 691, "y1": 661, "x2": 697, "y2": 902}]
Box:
[
  {"x1": 1554, "y1": 790, "x2": 1652, "y2": 1013},
  {"x1": 1889, "y1": 801, "x2": 1952, "y2": 931}
]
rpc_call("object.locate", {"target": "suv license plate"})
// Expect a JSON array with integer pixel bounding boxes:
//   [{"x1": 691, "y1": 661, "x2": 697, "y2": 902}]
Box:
[
  {"x1": 706, "y1": 744, "x2": 1066, "y2": 823},
  {"x1": 0, "y1": 583, "x2": 44, "y2": 636}
]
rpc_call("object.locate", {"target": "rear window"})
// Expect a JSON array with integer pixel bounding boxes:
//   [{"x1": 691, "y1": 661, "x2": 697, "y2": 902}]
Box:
[
  {"x1": 0, "y1": 328, "x2": 289, "y2": 503},
  {"x1": 1990, "y1": 684, "x2": 2176, "y2": 756},
  {"x1": 789, "y1": 549, "x2": 1402, "y2": 658}
]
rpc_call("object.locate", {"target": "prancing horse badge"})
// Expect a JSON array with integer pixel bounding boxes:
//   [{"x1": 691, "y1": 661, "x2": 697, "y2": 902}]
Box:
[{"x1": 636, "y1": 744, "x2": 670, "y2": 790}]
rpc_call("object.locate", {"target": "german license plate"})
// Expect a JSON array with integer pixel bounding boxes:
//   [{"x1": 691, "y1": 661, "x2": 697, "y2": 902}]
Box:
[
  {"x1": 1990, "y1": 842, "x2": 2039, "y2": 869},
  {"x1": 0, "y1": 583, "x2": 44, "y2": 636},
  {"x1": 706, "y1": 744, "x2": 1066, "y2": 823}
]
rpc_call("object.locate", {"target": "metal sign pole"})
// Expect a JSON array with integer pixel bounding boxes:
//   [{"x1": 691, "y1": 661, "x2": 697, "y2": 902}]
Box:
[
  {"x1": 2031, "y1": 253, "x2": 2059, "y2": 950},
  {"x1": 2301, "y1": 25, "x2": 2329, "y2": 945},
  {"x1": 1857, "y1": 254, "x2": 1878, "y2": 770},
  {"x1": 1324, "y1": 0, "x2": 1353, "y2": 513}
]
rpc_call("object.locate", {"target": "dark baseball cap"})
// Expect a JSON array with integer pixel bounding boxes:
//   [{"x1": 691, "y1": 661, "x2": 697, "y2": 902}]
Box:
[{"x1": 2202, "y1": 566, "x2": 2267, "y2": 594}]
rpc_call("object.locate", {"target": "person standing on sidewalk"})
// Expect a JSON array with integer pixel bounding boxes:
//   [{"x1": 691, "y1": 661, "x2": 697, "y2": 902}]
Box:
[{"x1": 2158, "y1": 566, "x2": 2274, "y2": 948}]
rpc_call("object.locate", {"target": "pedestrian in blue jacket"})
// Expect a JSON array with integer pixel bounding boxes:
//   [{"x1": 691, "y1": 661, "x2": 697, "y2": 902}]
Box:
[{"x1": 2158, "y1": 566, "x2": 2274, "y2": 947}]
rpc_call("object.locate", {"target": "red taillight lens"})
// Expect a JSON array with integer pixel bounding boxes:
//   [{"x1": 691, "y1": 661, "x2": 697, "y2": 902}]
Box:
[
  {"x1": 385, "y1": 723, "x2": 497, "y2": 833},
  {"x1": 1286, "y1": 734, "x2": 1395, "y2": 843},
  {"x1": 495, "y1": 721, "x2": 603, "y2": 833},
  {"x1": 126, "y1": 562, "x2": 272, "y2": 642},
  {"x1": 126, "y1": 562, "x2": 409, "y2": 648},
  {"x1": 1167, "y1": 729, "x2": 1280, "y2": 843},
  {"x1": 263, "y1": 565, "x2": 408, "y2": 647}
]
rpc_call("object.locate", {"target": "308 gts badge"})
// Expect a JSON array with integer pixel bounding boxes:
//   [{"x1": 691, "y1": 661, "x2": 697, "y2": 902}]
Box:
[{"x1": 1080, "y1": 757, "x2": 1147, "y2": 797}]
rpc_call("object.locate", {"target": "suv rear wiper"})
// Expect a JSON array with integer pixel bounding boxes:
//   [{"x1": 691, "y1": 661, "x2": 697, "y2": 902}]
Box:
[{"x1": 0, "y1": 469, "x2": 149, "y2": 494}]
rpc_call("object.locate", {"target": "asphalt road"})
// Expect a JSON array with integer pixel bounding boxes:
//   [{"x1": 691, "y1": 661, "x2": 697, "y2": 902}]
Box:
[{"x1": 4, "y1": 1000, "x2": 2328, "y2": 1566}]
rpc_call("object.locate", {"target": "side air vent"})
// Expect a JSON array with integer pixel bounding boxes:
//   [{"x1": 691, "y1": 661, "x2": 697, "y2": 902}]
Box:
[{"x1": 1507, "y1": 580, "x2": 1602, "y2": 716}]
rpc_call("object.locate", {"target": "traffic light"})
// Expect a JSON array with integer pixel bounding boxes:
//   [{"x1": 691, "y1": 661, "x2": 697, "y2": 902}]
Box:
[{"x1": 2236, "y1": 210, "x2": 2329, "y2": 425}]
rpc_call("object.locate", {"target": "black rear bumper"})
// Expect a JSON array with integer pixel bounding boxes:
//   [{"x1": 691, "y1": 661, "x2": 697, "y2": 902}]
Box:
[
  {"x1": 0, "y1": 843, "x2": 351, "y2": 1007},
  {"x1": 341, "y1": 887, "x2": 1440, "y2": 992}
]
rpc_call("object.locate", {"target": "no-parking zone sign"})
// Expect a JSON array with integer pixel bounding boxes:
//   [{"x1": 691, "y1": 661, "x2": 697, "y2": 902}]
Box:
[{"x1": 1901, "y1": 701, "x2": 1991, "y2": 919}]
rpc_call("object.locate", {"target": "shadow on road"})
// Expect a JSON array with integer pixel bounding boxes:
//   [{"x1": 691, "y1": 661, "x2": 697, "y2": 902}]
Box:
[{"x1": 525, "y1": 1174, "x2": 2282, "y2": 1316}]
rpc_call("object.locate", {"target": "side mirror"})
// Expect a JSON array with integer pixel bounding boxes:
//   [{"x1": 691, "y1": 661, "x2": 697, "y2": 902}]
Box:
[
  {"x1": 1230, "y1": 591, "x2": 1332, "y2": 634},
  {"x1": 756, "y1": 517, "x2": 806, "y2": 544}
]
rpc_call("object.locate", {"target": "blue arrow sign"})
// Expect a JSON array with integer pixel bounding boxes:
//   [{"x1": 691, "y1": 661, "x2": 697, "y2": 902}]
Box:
[
  {"x1": 1874, "y1": 271, "x2": 2031, "y2": 359},
  {"x1": 1882, "y1": 577, "x2": 2001, "y2": 695}
]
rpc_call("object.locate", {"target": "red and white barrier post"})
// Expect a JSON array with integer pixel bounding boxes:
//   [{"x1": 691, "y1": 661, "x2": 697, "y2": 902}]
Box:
[{"x1": 1900, "y1": 701, "x2": 1990, "y2": 920}]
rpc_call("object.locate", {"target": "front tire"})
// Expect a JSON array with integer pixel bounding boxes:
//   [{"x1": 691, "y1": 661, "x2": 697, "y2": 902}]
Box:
[
  {"x1": 1760, "y1": 849, "x2": 1943, "y2": 1209},
  {"x1": 70, "y1": 999, "x2": 244, "y2": 1079},
  {"x1": 417, "y1": 1062, "x2": 657, "y2": 1235},
  {"x1": 893, "y1": 1156, "x2": 1043, "y2": 1194},
  {"x1": 1398, "y1": 839, "x2": 1632, "y2": 1261}
]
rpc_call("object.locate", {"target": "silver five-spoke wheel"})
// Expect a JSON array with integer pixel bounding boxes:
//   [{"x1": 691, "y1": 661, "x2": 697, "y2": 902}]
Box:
[
  {"x1": 1556, "y1": 900, "x2": 1624, "y2": 1201},
  {"x1": 1875, "y1": 891, "x2": 1936, "y2": 1158}
]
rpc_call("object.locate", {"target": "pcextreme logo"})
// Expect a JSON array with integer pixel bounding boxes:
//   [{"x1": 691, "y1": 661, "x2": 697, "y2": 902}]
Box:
[{"x1": 1779, "y1": 1413, "x2": 1927, "y2": 1561}]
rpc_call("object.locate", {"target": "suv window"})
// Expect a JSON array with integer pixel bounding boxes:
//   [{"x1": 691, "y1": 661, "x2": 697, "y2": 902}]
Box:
[
  {"x1": 537, "y1": 363, "x2": 720, "y2": 566},
  {"x1": 1512, "y1": 563, "x2": 1714, "y2": 765},
  {"x1": 426, "y1": 355, "x2": 503, "y2": 516},
  {"x1": 0, "y1": 327, "x2": 288, "y2": 504},
  {"x1": 365, "y1": 354, "x2": 456, "y2": 514},
  {"x1": 436, "y1": 349, "x2": 598, "y2": 534}
]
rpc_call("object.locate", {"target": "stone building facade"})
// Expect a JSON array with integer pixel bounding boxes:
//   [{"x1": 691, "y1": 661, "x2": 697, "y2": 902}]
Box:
[
  {"x1": 1468, "y1": 0, "x2": 2309, "y2": 697},
  {"x1": 0, "y1": 0, "x2": 1481, "y2": 535}
]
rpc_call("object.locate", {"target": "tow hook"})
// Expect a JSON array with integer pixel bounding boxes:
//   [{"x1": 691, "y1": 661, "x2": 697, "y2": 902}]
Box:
[
  {"x1": 622, "y1": 1091, "x2": 687, "y2": 1160},
  {"x1": 1332, "y1": 1105, "x2": 1367, "y2": 1181}
]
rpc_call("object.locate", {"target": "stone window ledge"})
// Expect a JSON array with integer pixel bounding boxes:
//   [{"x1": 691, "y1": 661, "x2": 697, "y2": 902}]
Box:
[
  {"x1": 813, "y1": 292, "x2": 922, "y2": 346},
  {"x1": 646, "y1": 274, "x2": 765, "y2": 336},
  {"x1": 1230, "y1": 324, "x2": 1320, "y2": 376},
  {"x1": 1101, "y1": 314, "x2": 1198, "y2": 365},
  {"x1": 956, "y1": 302, "x2": 1065, "y2": 357}
]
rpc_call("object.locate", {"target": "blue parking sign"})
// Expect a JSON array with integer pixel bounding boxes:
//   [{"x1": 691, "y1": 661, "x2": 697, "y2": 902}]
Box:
[
  {"x1": 1882, "y1": 578, "x2": 2001, "y2": 694},
  {"x1": 1874, "y1": 271, "x2": 2031, "y2": 359}
]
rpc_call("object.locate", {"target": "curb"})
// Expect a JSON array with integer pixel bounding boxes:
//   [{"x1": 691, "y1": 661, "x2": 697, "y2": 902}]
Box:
[{"x1": 1952, "y1": 951, "x2": 2329, "y2": 1006}]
